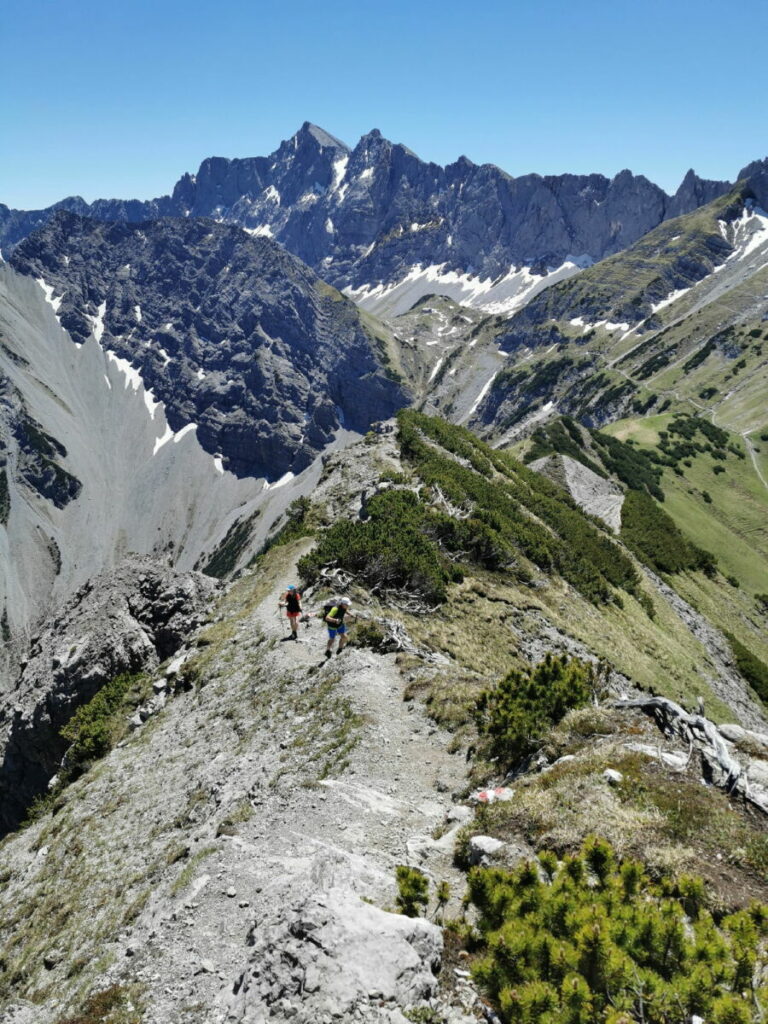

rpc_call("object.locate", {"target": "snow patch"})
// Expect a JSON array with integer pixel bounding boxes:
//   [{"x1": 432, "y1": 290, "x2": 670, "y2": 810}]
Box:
[
  {"x1": 152, "y1": 424, "x2": 173, "y2": 455},
  {"x1": 213, "y1": 455, "x2": 224, "y2": 474},
  {"x1": 346, "y1": 259, "x2": 585, "y2": 318},
  {"x1": 263, "y1": 185, "x2": 280, "y2": 204},
  {"x1": 107, "y1": 351, "x2": 143, "y2": 390},
  {"x1": 244, "y1": 225, "x2": 274, "y2": 238},
  {"x1": 36, "y1": 277, "x2": 64, "y2": 313},
  {"x1": 331, "y1": 156, "x2": 349, "y2": 193},
  {"x1": 173, "y1": 423, "x2": 198, "y2": 444},
  {"x1": 134, "y1": 304, "x2": 142, "y2": 323},
  {"x1": 91, "y1": 301, "x2": 107, "y2": 342},
  {"x1": 462, "y1": 372, "x2": 498, "y2": 423},
  {"x1": 427, "y1": 357, "x2": 444, "y2": 383},
  {"x1": 196, "y1": 368, "x2": 205, "y2": 381},
  {"x1": 325, "y1": 218, "x2": 334, "y2": 234},
  {"x1": 650, "y1": 288, "x2": 690, "y2": 313},
  {"x1": 359, "y1": 167, "x2": 374, "y2": 181},
  {"x1": 263, "y1": 471, "x2": 295, "y2": 491}
]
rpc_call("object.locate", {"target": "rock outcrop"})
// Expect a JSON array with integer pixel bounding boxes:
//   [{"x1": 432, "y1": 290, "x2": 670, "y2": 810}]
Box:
[
  {"x1": 529, "y1": 453, "x2": 624, "y2": 531},
  {"x1": 0, "y1": 556, "x2": 217, "y2": 833},
  {"x1": 226, "y1": 852, "x2": 443, "y2": 1024}
]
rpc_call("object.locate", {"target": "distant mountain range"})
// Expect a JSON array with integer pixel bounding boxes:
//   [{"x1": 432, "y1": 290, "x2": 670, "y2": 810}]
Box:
[{"x1": 5, "y1": 122, "x2": 761, "y2": 317}]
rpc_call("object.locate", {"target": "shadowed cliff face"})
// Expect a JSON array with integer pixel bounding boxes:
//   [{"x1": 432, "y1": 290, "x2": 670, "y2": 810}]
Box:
[
  {"x1": 9, "y1": 212, "x2": 408, "y2": 480},
  {"x1": 0, "y1": 557, "x2": 217, "y2": 835},
  {"x1": 0, "y1": 122, "x2": 735, "y2": 297}
]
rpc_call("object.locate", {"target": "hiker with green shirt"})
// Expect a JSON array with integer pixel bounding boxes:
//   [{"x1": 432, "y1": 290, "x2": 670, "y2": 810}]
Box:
[{"x1": 323, "y1": 597, "x2": 356, "y2": 658}]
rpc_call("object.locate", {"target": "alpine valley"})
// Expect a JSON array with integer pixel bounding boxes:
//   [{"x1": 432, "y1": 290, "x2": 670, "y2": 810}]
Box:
[{"x1": 0, "y1": 124, "x2": 767, "y2": 1024}]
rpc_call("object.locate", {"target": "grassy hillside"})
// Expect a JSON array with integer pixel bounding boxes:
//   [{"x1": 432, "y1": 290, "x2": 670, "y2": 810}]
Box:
[
  {"x1": 297, "y1": 412, "x2": 768, "y2": 726},
  {"x1": 473, "y1": 186, "x2": 768, "y2": 444}
]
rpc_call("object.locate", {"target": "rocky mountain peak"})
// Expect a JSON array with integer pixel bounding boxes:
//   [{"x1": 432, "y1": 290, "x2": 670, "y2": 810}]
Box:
[{"x1": 293, "y1": 121, "x2": 350, "y2": 152}]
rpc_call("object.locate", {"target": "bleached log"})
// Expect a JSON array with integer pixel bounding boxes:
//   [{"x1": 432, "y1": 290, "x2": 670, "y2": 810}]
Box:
[{"x1": 613, "y1": 696, "x2": 768, "y2": 816}]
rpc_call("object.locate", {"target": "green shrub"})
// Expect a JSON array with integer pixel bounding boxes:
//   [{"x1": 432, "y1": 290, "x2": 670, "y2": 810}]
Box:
[
  {"x1": 301, "y1": 412, "x2": 641, "y2": 607},
  {"x1": 60, "y1": 673, "x2": 147, "y2": 780},
  {"x1": 475, "y1": 655, "x2": 599, "y2": 769},
  {"x1": 621, "y1": 490, "x2": 716, "y2": 576},
  {"x1": 724, "y1": 633, "x2": 768, "y2": 705},
  {"x1": 399, "y1": 411, "x2": 639, "y2": 605},
  {"x1": 298, "y1": 489, "x2": 451, "y2": 603},
  {"x1": 395, "y1": 865, "x2": 429, "y2": 917},
  {"x1": 467, "y1": 838, "x2": 768, "y2": 1024}
]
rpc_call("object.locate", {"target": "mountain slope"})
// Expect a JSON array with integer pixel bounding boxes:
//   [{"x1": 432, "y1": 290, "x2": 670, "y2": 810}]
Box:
[
  {"x1": 470, "y1": 185, "x2": 768, "y2": 442},
  {"x1": 0, "y1": 260, "x2": 374, "y2": 683},
  {"x1": 9, "y1": 212, "x2": 406, "y2": 480},
  {"x1": 2, "y1": 418, "x2": 768, "y2": 1022}
]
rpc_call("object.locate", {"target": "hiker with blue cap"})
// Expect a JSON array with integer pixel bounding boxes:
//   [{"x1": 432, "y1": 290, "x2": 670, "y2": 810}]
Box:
[{"x1": 278, "y1": 585, "x2": 303, "y2": 641}]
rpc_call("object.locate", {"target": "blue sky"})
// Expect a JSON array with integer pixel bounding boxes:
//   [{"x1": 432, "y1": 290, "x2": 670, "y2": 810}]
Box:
[{"x1": 3, "y1": 0, "x2": 767, "y2": 208}]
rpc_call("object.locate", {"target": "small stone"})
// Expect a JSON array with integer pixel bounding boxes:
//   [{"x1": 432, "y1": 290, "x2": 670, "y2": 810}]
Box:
[
  {"x1": 226, "y1": 887, "x2": 237, "y2": 898},
  {"x1": 446, "y1": 805, "x2": 472, "y2": 824},
  {"x1": 603, "y1": 769, "x2": 623, "y2": 785},
  {"x1": 43, "y1": 949, "x2": 62, "y2": 970},
  {"x1": 238, "y1": 900, "x2": 250, "y2": 908},
  {"x1": 468, "y1": 835, "x2": 505, "y2": 866},
  {"x1": 125, "y1": 946, "x2": 136, "y2": 957},
  {"x1": 199, "y1": 959, "x2": 216, "y2": 974}
]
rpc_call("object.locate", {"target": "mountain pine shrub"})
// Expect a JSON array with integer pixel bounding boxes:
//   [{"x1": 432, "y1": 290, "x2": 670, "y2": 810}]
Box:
[
  {"x1": 300, "y1": 412, "x2": 641, "y2": 606},
  {"x1": 620, "y1": 490, "x2": 716, "y2": 576},
  {"x1": 60, "y1": 672, "x2": 148, "y2": 780},
  {"x1": 467, "y1": 838, "x2": 768, "y2": 1024},
  {"x1": 395, "y1": 865, "x2": 429, "y2": 917},
  {"x1": 724, "y1": 632, "x2": 768, "y2": 705},
  {"x1": 474, "y1": 654, "x2": 599, "y2": 769}
]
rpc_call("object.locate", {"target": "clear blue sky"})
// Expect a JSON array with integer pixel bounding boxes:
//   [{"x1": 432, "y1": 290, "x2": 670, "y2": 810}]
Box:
[{"x1": 3, "y1": 0, "x2": 767, "y2": 208}]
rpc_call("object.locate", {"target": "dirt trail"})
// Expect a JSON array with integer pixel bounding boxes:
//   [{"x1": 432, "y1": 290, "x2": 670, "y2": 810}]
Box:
[{"x1": 90, "y1": 547, "x2": 473, "y2": 1024}]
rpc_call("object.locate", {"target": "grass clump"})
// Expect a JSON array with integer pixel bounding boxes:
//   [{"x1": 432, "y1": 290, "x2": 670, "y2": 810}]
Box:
[
  {"x1": 467, "y1": 837, "x2": 768, "y2": 1024},
  {"x1": 55, "y1": 984, "x2": 142, "y2": 1024},
  {"x1": 475, "y1": 654, "x2": 601, "y2": 770},
  {"x1": 621, "y1": 489, "x2": 716, "y2": 576}
]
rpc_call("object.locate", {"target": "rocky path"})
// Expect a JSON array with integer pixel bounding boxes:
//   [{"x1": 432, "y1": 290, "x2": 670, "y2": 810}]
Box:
[{"x1": 0, "y1": 545, "x2": 475, "y2": 1024}]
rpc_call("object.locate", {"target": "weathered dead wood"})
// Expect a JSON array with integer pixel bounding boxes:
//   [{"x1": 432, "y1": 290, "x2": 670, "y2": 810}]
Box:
[{"x1": 614, "y1": 696, "x2": 768, "y2": 815}]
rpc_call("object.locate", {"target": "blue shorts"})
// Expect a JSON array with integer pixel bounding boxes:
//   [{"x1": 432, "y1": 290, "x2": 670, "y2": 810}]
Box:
[{"x1": 327, "y1": 624, "x2": 347, "y2": 638}]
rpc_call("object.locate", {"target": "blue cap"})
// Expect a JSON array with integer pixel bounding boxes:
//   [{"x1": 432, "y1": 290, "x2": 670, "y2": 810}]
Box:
[{"x1": 287, "y1": 585, "x2": 296, "y2": 590}]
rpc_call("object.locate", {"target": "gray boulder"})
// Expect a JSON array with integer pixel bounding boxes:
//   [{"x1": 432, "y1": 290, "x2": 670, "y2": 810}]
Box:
[{"x1": 224, "y1": 853, "x2": 442, "y2": 1023}]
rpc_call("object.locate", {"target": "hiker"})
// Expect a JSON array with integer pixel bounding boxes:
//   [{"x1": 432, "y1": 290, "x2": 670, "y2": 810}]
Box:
[
  {"x1": 323, "y1": 597, "x2": 356, "y2": 658},
  {"x1": 278, "y1": 585, "x2": 302, "y2": 641}
]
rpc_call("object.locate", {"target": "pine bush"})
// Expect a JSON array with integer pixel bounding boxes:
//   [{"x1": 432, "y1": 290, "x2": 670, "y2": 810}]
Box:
[
  {"x1": 474, "y1": 654, "x2": 598, "y2": 769},
  {"x1": 467, "y1": 839, "x2": 768, "y2": 1024}
]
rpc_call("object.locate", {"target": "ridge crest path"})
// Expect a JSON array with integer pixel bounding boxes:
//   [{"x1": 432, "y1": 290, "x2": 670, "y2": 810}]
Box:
[{"x1": 8, "y1": 542, "x2": 474, "y2": 1024}]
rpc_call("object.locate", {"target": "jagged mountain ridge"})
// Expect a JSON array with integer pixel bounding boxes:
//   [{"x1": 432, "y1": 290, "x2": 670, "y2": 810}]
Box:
[
  {"x1": 0, "y1": 122, "x2": 740, "y2": 316},
  {"x1": 8, "y1": 211, "x2": 406, "y2": 480}
]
